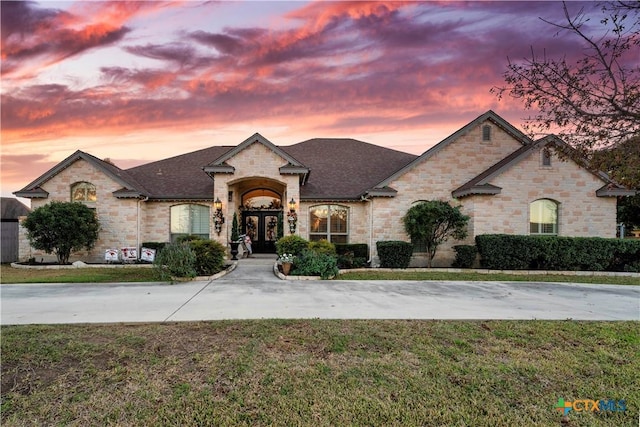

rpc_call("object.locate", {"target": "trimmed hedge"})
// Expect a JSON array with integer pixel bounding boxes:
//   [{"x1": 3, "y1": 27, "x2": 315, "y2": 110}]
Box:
[
  {"x1": 376, "y1": 241, "x2": 413, "y2": 268},
  {"x1": 476, "y1": 234, "x2": 640, "y2": 272},
  {"x1": 452, "y1": 245, "x2": 477, "y2": 268},
  {"x1": 335, "y1": 243, "x2": 369, "y2": 269}
]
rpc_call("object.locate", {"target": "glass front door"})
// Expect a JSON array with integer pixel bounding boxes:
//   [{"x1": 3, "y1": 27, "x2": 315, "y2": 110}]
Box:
[{"x1": 242, "y1": 211, "x2": 280, "y2": 253}]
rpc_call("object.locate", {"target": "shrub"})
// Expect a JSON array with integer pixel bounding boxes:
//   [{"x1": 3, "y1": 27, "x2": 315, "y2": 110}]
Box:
[
  {"x1": 335, "y1": 244, "x2": 369, "y2": 269},
  {"x1": 376, "y1": 241, "x2": 413, "y2": 268},
  {"x1": 452, "y1": 245, "x2": 477, "y2": 268},
  {"x1": 276, "y1": 235, "x2": 309, "y2": 256},
  {"x1": 475, "y1": 234, "x2": 640, "y2": 271},
  {"x1": 176, "y1": 234, "x2": 203, "y2": 244},
  {"x1": 153, "y1": 243, "x2": 197, "y2": 280},
  {"x1": 22, "y1": 201, "x2": 100, "y2": 264},
  {"x1": 402, "y1": 200, "x2": 469, "y2": 267},
  {"x1": 293, "y1": 249, "x2": 338, "y2": 279},
  {"x1": 335, "y1": 243, "x2": 368, "y2": 258},
  {"x1": 189, "y1": 239, "x2": 226, "y2": 276},
  {"x1": 308, "y1": 239, "x2": 336, "y2": 255}
]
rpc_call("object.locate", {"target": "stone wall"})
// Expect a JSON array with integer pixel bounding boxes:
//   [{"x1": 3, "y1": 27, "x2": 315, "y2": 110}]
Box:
[{"x1": 18, "y1": 159, "x2": 140, "y2": 263}]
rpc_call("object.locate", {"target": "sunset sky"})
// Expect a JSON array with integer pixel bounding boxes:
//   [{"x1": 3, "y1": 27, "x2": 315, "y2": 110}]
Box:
[{"x1": 1, "y1": 0, "x2": 603, "y2": 201}]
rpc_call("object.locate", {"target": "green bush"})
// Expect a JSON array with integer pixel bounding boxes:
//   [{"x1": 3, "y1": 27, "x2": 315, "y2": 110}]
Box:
[
  {"x1": 308, "y1": 239, "x2": 336, "y2": 255},
  {"x1": 476, "y1": 234, "x2": 640, "y2": 271},
  {"x1": 376, "y1": 241, "x2": 413, "y2": 268},
  {"x1": 176, "y1": 234, "x2": 203, "y2": 244},
  {"x1": 276, "y1": 235, "x2": 309, "y2": 256},
  {"x1": 335, "y1": 243, "x2": 368, "y2": 259},
  {"x1": 153, "y1": 243, "x2": 197, "y2": 280},
  {"x1": 452, "y1": 245, "x2": 477, "y2": 268},
  {"x1": 22, "y1": 201, "x2": 100, "y2": 264},
  {"x1": 293, "y1": 249, "x2": 339, "y2": 279},
  {"x1": 188, "y1": 239, "x2": 226, "y2": 276}
]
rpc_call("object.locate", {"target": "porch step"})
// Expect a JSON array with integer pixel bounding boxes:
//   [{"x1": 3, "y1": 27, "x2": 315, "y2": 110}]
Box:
[{"x1": 236, "y1": 253, "x2": 278, "y2": 266}]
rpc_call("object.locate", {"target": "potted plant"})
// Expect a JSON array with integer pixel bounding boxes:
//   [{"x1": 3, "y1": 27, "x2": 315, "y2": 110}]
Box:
[
  {"x1": 229, "y1": 213, "x2": 240, "y2": 260},
  {"x1": 279, "y1": 253, "x2": 295, "y2": 275}
]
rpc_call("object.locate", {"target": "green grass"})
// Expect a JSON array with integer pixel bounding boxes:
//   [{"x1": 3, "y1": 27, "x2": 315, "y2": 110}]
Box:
[
  {"x1": 336, "y1": 270, "x2": 640, "y2": 285},
  {"x1": 0, "y1": 264, "x2": 157, "y2": 284},
  {"x1": 1, "y1": 320, "x2": 638, "y2": 426}
]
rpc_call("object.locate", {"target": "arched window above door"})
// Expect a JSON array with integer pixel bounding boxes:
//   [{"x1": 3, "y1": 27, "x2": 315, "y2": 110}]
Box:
[{"x1": 242, "y1": 189, "x2": 282, "y2": 210}]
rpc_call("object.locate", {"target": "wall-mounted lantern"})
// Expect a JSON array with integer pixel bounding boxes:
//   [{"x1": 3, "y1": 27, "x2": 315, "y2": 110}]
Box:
[
  {"x1": 287, "y1": 197, "x2": 297, "y2": 234},
  {"x1": 214, "y1": 197, "x2": 225, "y2": 235}
]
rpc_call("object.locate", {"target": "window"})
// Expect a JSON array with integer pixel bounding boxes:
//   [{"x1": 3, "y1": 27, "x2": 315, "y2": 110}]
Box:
[
  {"x1": 71, "y1": 182, "x2": 96, "y2": 202},
  {"x1": 309, "y1": 204, "x2": 348, "y2": 243},
  {"x1": 542, "y1": 149, "x2": 552, "y2": 167},
  {"x1": 530, "y1": 199, "x2": 558, "y2": 235},
  {"x1": 170, "y1": 204, "x2": 210, "y2": 241},
  {"x1": 482, "y1": 125, "x2": 491, "y2": 141}
]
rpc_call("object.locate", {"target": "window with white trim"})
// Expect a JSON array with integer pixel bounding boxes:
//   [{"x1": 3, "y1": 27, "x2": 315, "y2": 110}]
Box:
[
  {"x1": 170, "y1": 204, "x2": 210, "y2": 242},
  {"x1": 309, "y1": 204, "x2": 348, "y2": 243},
  {"x1": 530, "y1": 199, "x2": 558, "y2": 235}
]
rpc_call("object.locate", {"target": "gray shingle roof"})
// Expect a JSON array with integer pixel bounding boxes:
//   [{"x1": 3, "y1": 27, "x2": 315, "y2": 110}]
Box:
[
  {"x1": 1, "y1": 197, "x2": 30, "y2": 219},
  {"x1": 126, "y1": 145, "x2": 232, "y2": 200},
  {"x1": 281, "y1": 138, "x2": 417, "y2": 200}
]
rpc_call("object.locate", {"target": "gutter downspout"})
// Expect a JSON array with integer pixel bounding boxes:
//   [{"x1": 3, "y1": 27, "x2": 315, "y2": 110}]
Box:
[
  {"x1": 361, "y1": 194, "x2": 373, "y2": 264},
  {"x1": 137, "y1": 196, "x2": 149, "y2": 251}
]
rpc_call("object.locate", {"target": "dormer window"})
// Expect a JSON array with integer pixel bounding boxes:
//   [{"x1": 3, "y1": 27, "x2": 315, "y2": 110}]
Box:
[
  {"x1": 71, "y1": 182, "x2": 97, "y2": 202},
  {"x1": 482, "y1": 125, "x2": 491, "y2": 141}
]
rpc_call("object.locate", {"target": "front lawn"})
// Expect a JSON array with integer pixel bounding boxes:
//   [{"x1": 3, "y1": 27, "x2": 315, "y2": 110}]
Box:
[
  {"x1": 1, "y1": 320, "x2": 637, "y2": 426},
  {"x1": 336, "y1": 270, "x2": 640, "y2": 285},
  {"x1": 0, "y1": 264, "x2": 157, "y2": 284}
]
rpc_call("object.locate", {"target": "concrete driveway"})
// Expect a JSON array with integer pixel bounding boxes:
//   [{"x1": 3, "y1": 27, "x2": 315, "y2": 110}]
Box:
[{"x1": 2, "y1": 257, "x2": 639, "y2": 325}]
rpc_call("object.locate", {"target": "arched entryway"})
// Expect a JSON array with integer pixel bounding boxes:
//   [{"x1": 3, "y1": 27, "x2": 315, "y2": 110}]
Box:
[{"x1": 240, "y1": 188, "x2": 282, "y2": 253}]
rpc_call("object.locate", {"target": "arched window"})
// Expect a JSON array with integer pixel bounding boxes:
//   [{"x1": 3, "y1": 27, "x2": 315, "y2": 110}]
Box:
[
  {"x1": 71, "y1": 182, "x2": 97, "y2": 202},
  {"x1": 530, "y1": 199, "x2": 558, "y2": 235},
  {"x1": 309, "y1": 205, "x2": 348, "y2": 243},
  {"x1": 170, "y1": 204, "x2": 210, "y2": 242}
]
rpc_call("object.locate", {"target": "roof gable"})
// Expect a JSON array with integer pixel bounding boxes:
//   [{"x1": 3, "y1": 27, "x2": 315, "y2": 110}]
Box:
[
  {"x1": 14, "y1": 150, "x2": 148, "y2": 199},
  {"x1": 452, "y1": 135, "x2": 634, "y2": 198},
  {"x1": 371, "y1": 110, "x2": 533, "y2": 192},
  {"x1": 203, "y1": 133, "x2": 309, "y2": 176}
]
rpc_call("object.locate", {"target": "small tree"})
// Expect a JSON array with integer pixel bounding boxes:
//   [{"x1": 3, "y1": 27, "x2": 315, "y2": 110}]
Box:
[
  {"x1": 230, "y1": 212, "x2": 240, "y2": 242},
  {"x1": 402, "y1": 200, "x2": 470, "y2": 268},
  {"x1": 22, "y1": 201, "x2": 100, "y2": 264}
]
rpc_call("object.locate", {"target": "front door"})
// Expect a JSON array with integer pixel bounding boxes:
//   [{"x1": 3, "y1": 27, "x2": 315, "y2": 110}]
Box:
[{"x1": 242, "y1": 211, "x2": 280, "y2": 253}]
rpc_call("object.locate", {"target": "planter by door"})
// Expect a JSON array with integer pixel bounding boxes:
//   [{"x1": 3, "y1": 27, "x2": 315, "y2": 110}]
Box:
[
  {"x1": 281, "y1": 262, "x2": 292, "y2": 275},
  {"x1": 229, "y1": 242, "x2": 240, "y2": 260}
]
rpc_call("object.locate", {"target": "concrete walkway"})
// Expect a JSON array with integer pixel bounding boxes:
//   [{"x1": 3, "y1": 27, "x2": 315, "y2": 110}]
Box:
[{"x1": 1, "y1": 254, "x2": 639, "y2": 325}]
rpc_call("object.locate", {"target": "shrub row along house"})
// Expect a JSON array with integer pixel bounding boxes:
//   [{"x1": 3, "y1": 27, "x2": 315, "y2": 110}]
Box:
[{"x1": 15, "y1": 111, "x2": 633, "y2": 266}]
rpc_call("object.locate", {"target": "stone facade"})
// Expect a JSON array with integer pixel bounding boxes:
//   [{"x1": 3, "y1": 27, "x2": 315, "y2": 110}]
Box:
[
  {"x1": 18, "y1": 159, "x2": 141, "y2": 263},
  {"x1": 15, "y1": 113, "x2": 624, "y2": 266}
]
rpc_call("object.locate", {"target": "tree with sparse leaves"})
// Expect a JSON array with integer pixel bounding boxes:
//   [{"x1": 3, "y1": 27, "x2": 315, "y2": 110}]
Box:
[
  {"x1": 493, "y1": 1, "x2": 639, "y2": 153},
  {"x1": 22, "y1": 201, "x2": 100, "y2": 264},
  {"x1": 403, "y1": 200, "x2": 469, "y2": 268}
]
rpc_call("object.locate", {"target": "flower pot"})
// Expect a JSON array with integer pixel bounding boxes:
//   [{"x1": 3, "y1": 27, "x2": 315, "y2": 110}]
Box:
[
  {"x1": 229, "y1": 242, "x2": 240, "y2": 260},
  {"x1": 281, "y1": 262, "x2": 292, "y2": 275}
]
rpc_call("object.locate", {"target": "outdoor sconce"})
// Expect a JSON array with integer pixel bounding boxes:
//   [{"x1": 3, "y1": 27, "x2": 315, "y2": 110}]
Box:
[
  {"x1": 287, "y1": 197, "x2": 297, "y2": 234},
  {"x1": 214, "y1": 197, "x2": 225, "y2": 235}
]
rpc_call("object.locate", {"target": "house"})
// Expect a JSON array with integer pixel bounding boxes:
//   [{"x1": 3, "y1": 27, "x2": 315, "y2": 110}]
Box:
[
  {"x1": 1, "y1": 197, "x2": 30, "y2": 263},
  {"x1": 14, "y1": 111, "x2": 632, "y2": 266}
]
